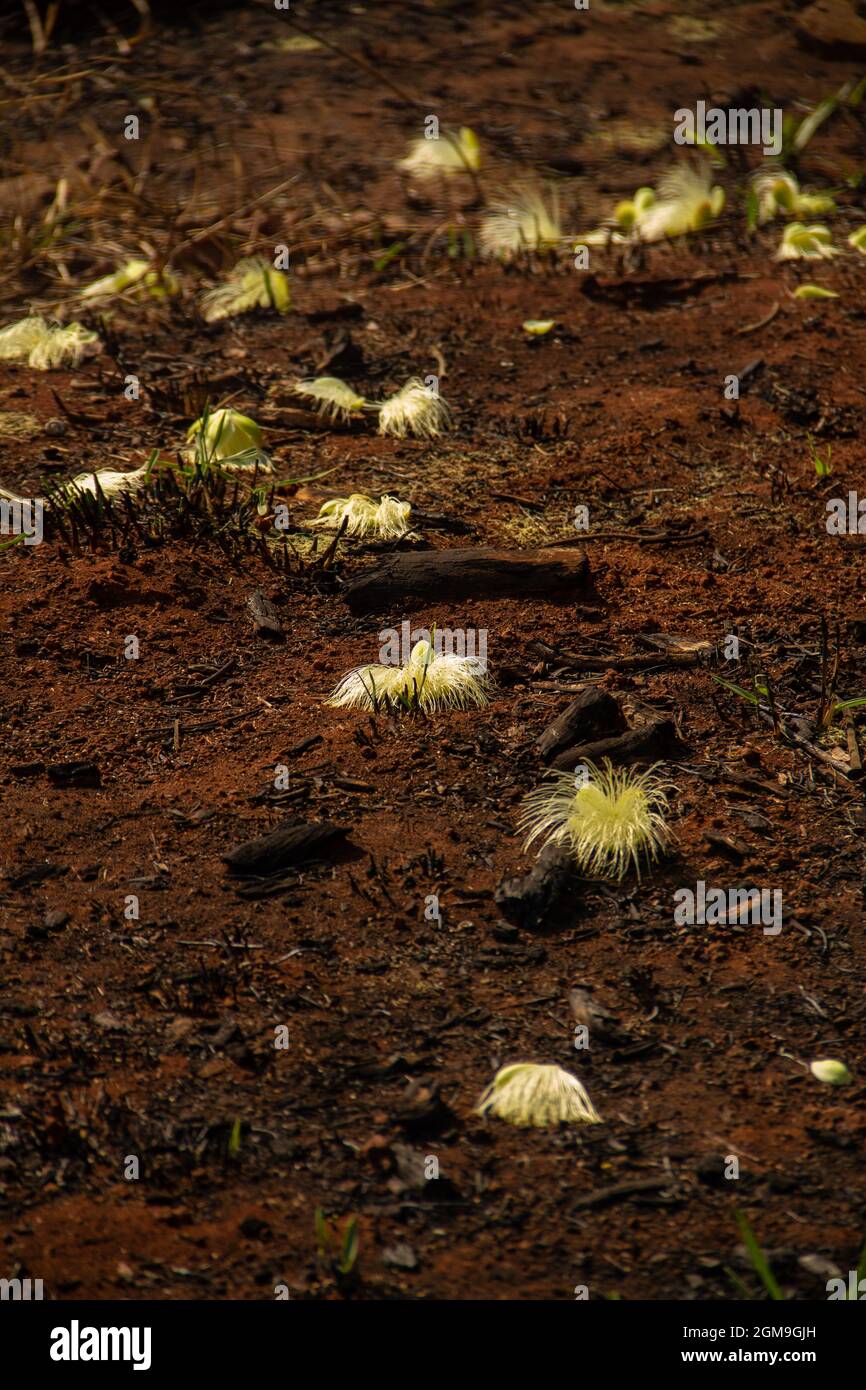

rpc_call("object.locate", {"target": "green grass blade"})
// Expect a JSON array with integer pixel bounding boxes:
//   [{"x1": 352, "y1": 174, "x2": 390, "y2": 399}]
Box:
[
  {"x1": 711, "y1": 673, "x2": 760, "y2": 705},
  {"x1": 735, "y1": 1210, "x2": 783, "y2": 1300}
]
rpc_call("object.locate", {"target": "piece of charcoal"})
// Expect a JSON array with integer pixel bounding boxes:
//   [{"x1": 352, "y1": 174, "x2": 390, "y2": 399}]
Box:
[
  {"x1": 4, "y1": 861, "x2": 68, "y2": 889},
  {"x1": 551, "y1": 718, "x2": 680, "y2": 771},
  {"x1": 247, "y1": 589, "x2": 284, "y2": 640},
  {"x1": 222, "y1": 819, "x2": 348, "y2": 876},
  {"x1": 495, "y1": 842, "x2": 577, "y2": 929},
  {"x1": 569, "y1": 986, "x2": 631, "y2": 1047},
  {"x1": 536, "y1": 688, "x2": 626, "y2": 763},
  {"x1": 47, "y1": 760, "x2": 102, "y2": 787},
  {"x1": 10, "y1": 761, "x2": 45, "y2": 779},
  {"x1": 343, "y1": 546, "x2": 590, "y2": 613}
]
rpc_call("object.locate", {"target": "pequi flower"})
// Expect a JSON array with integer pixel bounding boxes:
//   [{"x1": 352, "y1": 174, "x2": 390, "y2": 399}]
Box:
[
  {"x1": 522, "y1": 319, "x2": 556, "y2": 336},
  {"x1": 63, "y1": 465, "x2": 151, "y2": 499},
  {"x1": 519, "y1": 759, "x2": 673, "y2": 880},
  {"x1": 292, "y1": 376, "x2": 370, "y2": 421},
  {"x1": 200, "y1": 257, "x2": 290, "y2": 322},
  {"x1": 479, "y1": 185, "x2": 563, "y2": 259},
  {"x1": 775, "y1": 222, "x2": 839, "y2": 261},
  {"x1": 579, "y1": 188, "x2": 654, "y2": 248},
  {"x1": 0, "y1": 317, "x2": 100, "y2": 370},
  {"x1": 475, "y1": 1063, "x2": 601, "y2": 1128},
  {"x1": 753, "y1": 169, "x2": 835, "y2": 225},
  {"x1": 614, "y1": 185, "x2": 656, "y2": 230},
  {"x1": 848, "y1": 226, "x2": 866, "y2": 253},
  {"x1": 80, "y1": 259, "x2": 178, "y2": 301},
  {"x1": 0, "y1": 318, "x2": 47, "y2": 361},
  {"x1": 327, "y1": 637, "x2": 490, "y2": 713},
  {"x1": 309, "y1": 493, "x2": 412, "y2": 539},
  {"x1": 377, "y1": 377, "x2": 453, "y2": 439},
  {"x1": 398, "y1": 126, "x2": 481, "y2": 178},
  {"x1": 186, "y1": 407, "x2": 272, "y2": 472},
  {"x1": 579, "y1": 226, "x2": 628, "y2": 248},
  {"x1": 634, "y1": 164, "x2": 725, "y2": 242}
]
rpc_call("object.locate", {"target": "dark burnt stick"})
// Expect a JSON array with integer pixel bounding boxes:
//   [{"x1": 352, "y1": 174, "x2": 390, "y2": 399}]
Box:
[
  {"x1": 223, "y1": 820, "x2": 348, "y2": 876},
  {"x1": 47, "y1": 760, "x2": 102, "y2": 788},
  {"x1": 536, "y1": 688, "x2": 626, "y2": 763},
  {"x1": 342, "y1": 546, "x2": 590, "y2": 613},
  {"x1": 551, "y1": 718, "x2": 681, "y2": 772},
  {"x1": 410, "y1": 511, "x2": 475, "y2": 534},
  {"x1": 494, "y1": 842, "x2": 577, "y2": 929}
]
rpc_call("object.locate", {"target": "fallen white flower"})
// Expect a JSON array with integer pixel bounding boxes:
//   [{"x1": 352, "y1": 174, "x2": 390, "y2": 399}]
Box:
[
  {"x1": 377, "y1": 378, "x2": 453, "y2": 439},
  {"x1": 63, "y1": 466, "x2": 151, "y2": 499},
  {"x1": 186, "y1": 408, "x2": 272, "y2": 471},
  {"x1": 399, "y1": 126, "x2": 481, "y2": 179},
  {"x1": 480, "y1": 185, "x2": 563, "y2": 259},
  {"x1": 0, "y1": 317, "x2": 100, "y2": 370},
  {"x1": 635, "y1": 164, "x2": 725, "y2": 242},
  {"x1": 810, "y1": 1058, "x2": 851, "y2": 1086},
  {"x1": 775, "y1": 222, "x2": 839, "y2": 261},
  {"x1": 293, "y1": 376, "x2": 370, "y2": 421},
  {"x1": 753, "y1": 169, "x2": 835, "y2": 225},
  {"x1": 519, "y1": 760, "x2": 672, "y2": 880},
  {"x1": 81, "y1": 259, "x2": 178, "y2": 300},
  {"x1": 327, "y1": 638, "x2": 489, "y2": 713},
  {"x1": 310, "y1": 493, "x2": 412, "y2": 539},
  {"x1": 200, "y1": 257, "x2": 290, "y2": 322},
  {"x1": 475, "y1": 1063, "x2": 602, "y2": 1128}
]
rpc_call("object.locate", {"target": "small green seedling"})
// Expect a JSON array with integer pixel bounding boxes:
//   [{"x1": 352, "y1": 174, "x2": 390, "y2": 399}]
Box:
[
  {"x1": 315, "y1": 1208, "x2": 360, "y2": 1278},
  {"x1": 227, "y1": 1118, "x2": 243, "y2": 1160},
  {"x1": 807, "y1": 435, "x2": 832, "y2": 479},
  {"x1": 728, "y1": 1210, "x2": 784, "y2": 1300}
]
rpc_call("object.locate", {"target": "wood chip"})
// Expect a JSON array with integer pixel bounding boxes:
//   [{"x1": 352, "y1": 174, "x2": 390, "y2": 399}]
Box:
[{"x1": 247, "y1": 590, "x2": 284, "y2": 639}]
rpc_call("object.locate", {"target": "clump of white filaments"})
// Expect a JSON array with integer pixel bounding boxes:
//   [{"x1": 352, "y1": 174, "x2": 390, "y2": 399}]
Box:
[
  {"x1": 580, "y1": 186, "x2": 655, "y2": 246},
  {"x1": 61, "y1": 466, "x2": 151, "y2": 500},
  {"x1": 309, "y1": 493, "x2": 412, "y2": 540},
  {"x1": 327, "y1": 638, "x2": 490, "y2": 713},
  {"x1": 752, "y1": 169, "x2": 835, "y2": 225},
  {"x1": 519, "y1": 760, "x2": 673, "y2": 880},
  {"x1": 633, "y1": 163, "x2": 725, "y2": 242},
  {"x1": 377, "y1": 378, "x2": 453, "y2": 439},
  {"x1": 200, "y1": 257, "x2": 290, "y2": 323},
  {"x1": 398, "y1": 126, "x2": 481, "y2": 179},
  {"x1": 479, "y1": 185, "x2": 563, "y2": 259},
  {"x1": 80, "y1": 259, "x2": 179, "y2": 301},
  {"x1": 292, "y1": 376, "x2": 370, "y2": 421},
  {"x1": 775, "y1": 222, "x2": 839, "y2": 261},
  {"x1": 0, "y1": 317, "x2": 100, "y2": 370},
  {"x1": 475, "y1": 1063, "x2": 601, "y2": 1129}
]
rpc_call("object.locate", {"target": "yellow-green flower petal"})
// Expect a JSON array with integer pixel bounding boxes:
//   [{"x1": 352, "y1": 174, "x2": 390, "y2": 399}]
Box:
[
  {"x1": 810, "y1": 1058, "x2": 851, "y2": 1086},
  {"x1": 792, "y1": 284, "x2": 838, "y2": 300}
]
